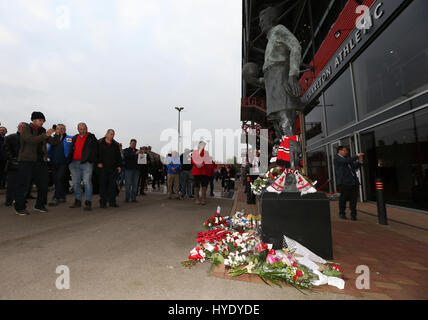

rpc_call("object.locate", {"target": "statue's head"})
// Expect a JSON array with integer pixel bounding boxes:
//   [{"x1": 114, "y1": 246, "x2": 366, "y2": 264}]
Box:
[{"x1": 259, "y1": 6, "x2": 280, "y2": 33}]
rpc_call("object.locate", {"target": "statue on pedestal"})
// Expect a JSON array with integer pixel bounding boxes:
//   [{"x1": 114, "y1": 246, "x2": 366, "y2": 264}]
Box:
[{"x1": 243, "y1": 5, "x2": 306, "y2": 193}]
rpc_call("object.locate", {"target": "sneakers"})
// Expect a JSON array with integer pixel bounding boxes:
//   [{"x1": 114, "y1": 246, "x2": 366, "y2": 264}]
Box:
[
  {"x1": 339, "y1": 214, "x2": 347, "y2": 220},
  {"x1": 70, "y1": 199, "x2": 82, "y2": 208},
  {"x1": 15, "y1": 209, "x2": 30, "y2": 216},
  {"x1": 4, "y1": 201, "x2": 13, "y2": 207},
  {"x1": 34, "y1": 206, "x2": 48, "y2": 213}
]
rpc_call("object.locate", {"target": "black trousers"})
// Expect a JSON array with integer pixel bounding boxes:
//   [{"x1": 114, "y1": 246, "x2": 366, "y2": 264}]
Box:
[
  {"x1": 5, "y1": 170, "x2": 19, "y2": 204},
  {"x1": 152, "y1": 171, "x2": 161, "y2": 189},
  {"x1": 209, "y1": 176, "x2": 214, "y2": 195},
  {"x1": 138, "y1": 166, "x2": 148, "y2": 194},
  {"x1": 15, "y1": 161, "x2": 49, "y2": 211},
  {"x1": 99, "y1": 168, "x2": 118, "y2": 205},
  {"x1": 52, "y1": 163, "x2": 67, "y2": 200},
  {"x1": 0, "y1": 160, "x2": 6, "y2": 188},
  {"x1": 338, "y1": 184, "x2": 359, "y2": 217}
]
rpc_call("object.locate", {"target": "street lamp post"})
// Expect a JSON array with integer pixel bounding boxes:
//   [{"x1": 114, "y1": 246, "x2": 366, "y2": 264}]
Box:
[{"x1": 175, "y1": 107, "x2": 184, "y2": 152}]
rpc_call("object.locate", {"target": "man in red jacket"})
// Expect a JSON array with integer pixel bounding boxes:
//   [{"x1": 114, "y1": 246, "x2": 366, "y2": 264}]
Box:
[{"x1": 191, "y1": 139, "x2": 211, "y2": 205}]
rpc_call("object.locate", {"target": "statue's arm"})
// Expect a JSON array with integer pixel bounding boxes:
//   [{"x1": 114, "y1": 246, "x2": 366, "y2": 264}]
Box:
[
  {"x1": 276, "y1": 26, "x2": 302, "y2": 97},
  {"x1": 277, "y1": 26, "x2": 301, "y2": 77}
]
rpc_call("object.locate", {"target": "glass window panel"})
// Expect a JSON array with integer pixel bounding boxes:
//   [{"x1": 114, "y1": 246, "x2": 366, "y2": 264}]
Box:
[
  {"x1": 304, "y1": 103, "x2": 325, "y2": 146},
  {"x1": 354, "y1": 0, "x2": 428, "y2": 118},
  {"x1": 324, "y1": 67, "x2": 356, "y2": 134},
  {"x1": 360, "y1": 108, "x2": 428, "y2": 211},
  {"x1": 306, "y1": 147, "x2": 329, "y2": 192}
]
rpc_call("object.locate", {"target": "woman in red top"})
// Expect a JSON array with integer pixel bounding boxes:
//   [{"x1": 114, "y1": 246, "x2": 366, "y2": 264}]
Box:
[{"x1": 191, "y1": 140, "x2": 210, "y2": 205}]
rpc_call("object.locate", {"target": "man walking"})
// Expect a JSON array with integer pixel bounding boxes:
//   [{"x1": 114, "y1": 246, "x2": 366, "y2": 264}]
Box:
[
  {"x1": 67, "y1": 122, "x2": 98, "y2": 211},
  {"x1": 14, "y1": 112, "x2": 60, "y2": 216},
  {"x1": 48, "y1": 124, "x2": 73, "y2": 206},
  {"x1": 2, "y1": 122, "x2": 25, "y2": 206},
  {"x1": 167, "y1": 151, "x2": 181, "y2": 200},
  {"x1": 97, "y1": 129, "x2": 122, "y2": 208},
  {"x1": 123, "y1": 139, "x2": 141, "y2": 203},
  {"x1": 334, "y1": 146, "x2": 364, "y2": 221}
]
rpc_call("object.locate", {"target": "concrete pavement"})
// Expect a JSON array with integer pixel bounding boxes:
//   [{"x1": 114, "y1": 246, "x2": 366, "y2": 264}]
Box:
[{"x1": 0, "y1": 191, "x2": 357, "y2": 300}]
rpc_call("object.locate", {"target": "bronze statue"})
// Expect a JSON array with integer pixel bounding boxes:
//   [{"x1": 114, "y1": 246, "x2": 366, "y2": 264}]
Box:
[{"x1": 243, "y1": 5, "x2": 304, "y2": 192}]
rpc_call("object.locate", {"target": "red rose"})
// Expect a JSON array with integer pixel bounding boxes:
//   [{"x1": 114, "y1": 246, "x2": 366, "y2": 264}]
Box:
[
  {"x1": 341, "y1": 275, "x2": 345, "y2": 279},
  {"x1": 268, "y1": 249, "x2": 276, "y2": 256},
  {"x1": 214, "y1": 246, "x2": 219, "y2": 252},
  {"x1": 234, "y1": 243, "x2": 238, "y2": 247},
  {"x1": 296, "y1": 270, "x2": 303, "y2": 277},
  {"x1": 293, "y1": 262, "x2": 298, "y2": 268},
  {"x1": 293, "y1": 275, "x2": 297, "y2": 282}
]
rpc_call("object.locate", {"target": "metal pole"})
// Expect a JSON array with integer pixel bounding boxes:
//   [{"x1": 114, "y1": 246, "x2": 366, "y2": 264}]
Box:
[
  {"x1": 178, "y1": 110, "x2": 180, "y2": 152},
  {"x1": 175, "y1": 107, "x2": 184, "y2": 152},
  {"x1": 376, "y1": 178, "x2": 388, "y2": 225}
]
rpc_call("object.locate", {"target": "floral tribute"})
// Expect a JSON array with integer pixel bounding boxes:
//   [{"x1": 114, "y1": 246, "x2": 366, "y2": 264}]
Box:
[
  {"x1": 182, "y1": 209, "x2": 346, "y2": 291},
  {"x1": 227, "y1": 211, "x2": 261, "y2": 231},
  {"x1": 203, "y1": 212, "x2": 228, "y2": 229}
]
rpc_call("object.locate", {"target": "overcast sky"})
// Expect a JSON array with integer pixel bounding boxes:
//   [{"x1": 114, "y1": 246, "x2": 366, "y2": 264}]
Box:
[{"x1": 0, "y1": 0, "x2": 242, "y2": 162}]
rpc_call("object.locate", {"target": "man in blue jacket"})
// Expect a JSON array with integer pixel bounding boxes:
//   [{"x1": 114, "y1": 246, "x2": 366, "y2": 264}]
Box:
[
  {"x1": 334, "y1": 146, "x2": 364, "y2": 221},
  {"x1": 48, "y1": 124, "x2": 73, "y2": 206}
]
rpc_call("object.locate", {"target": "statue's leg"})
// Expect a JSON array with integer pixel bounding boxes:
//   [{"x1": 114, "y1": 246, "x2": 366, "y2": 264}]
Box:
[{"x1": 267, "y1": 112, "x2": 283, "y2": 145}]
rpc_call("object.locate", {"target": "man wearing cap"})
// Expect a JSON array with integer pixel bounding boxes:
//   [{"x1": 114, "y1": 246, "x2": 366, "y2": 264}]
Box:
[{"x1": 14, "y1": 112, "x2": 60, "y2": 216}]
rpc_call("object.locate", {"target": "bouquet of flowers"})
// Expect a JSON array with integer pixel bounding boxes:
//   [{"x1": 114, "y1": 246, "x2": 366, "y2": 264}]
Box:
[
  {"x1": 228, "y1": 244, "x2": 318, "y2": 289},
  {"x1": 251, "y1": 167, "x2": 284, "y2": 196},
  {"x1": 203, "y1": 212, "x2": 228, "y2": 229},
  {"x1": 228, "y1": 211, "x2": 260, "y2": 232},
  {"x1": 323, "y1": 264, "x2": 344, "y2": 279}
]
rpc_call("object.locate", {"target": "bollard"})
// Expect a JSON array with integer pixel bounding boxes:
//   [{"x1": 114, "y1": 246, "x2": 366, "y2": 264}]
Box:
[{"x1": 376, "y1": 178, "x2": 388, "y2": 225}]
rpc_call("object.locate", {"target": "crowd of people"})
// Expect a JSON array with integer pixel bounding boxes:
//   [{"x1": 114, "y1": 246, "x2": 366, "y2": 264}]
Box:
[{"x1": 0, "y1": 111, "x2": 237, "y2": 216}]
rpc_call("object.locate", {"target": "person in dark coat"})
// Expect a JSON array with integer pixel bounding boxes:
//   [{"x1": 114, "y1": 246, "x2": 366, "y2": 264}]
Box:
[
  {"x1": 2, "y1": 122, "x2": 25, "y2": 206},
  {"x1": 0, "y1": 126, "x2": 7, "y2": 189},
  {"x1": 14, "y1": 112, "x2": 60, "y2": 216},
  {"x1": 137, "y1": 146, "x2": 150, "y2": 196},
  {"x1": 123, "y1": 139, "x2": 142, "y2": 202},
  {"x1": 97, "y1": 129, "x2": 122, "y2": 208},
  {"x1": 67, "y1": 122, "x2": 98, "y2": 211},
  {"x1": 334, "y1": 146, "x2": 364, "y2": 221},
  {"x1": 48, "y1": 124, "x2": 73, "y2": 206}
]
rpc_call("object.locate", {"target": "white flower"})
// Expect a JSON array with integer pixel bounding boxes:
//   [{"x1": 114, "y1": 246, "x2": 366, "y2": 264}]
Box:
[{"x1": 203, "y1": 243, "x2": 215, "y2": 252}]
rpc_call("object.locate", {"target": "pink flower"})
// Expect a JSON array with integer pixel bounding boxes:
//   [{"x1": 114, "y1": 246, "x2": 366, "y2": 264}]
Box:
[{"x1": 266, "y1": 254, "x2": 281, "y2": 265}]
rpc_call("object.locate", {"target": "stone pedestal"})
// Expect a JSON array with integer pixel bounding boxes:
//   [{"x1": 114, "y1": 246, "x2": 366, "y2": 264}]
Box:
[{"x1": 259, "y1": 192, "x2": 333, "y2": 260}]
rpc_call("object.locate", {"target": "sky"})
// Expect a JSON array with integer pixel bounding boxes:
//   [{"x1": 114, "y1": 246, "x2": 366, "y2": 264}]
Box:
[{"x1": 0, "y1": 0, "x2": 242, "y2": 162}]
